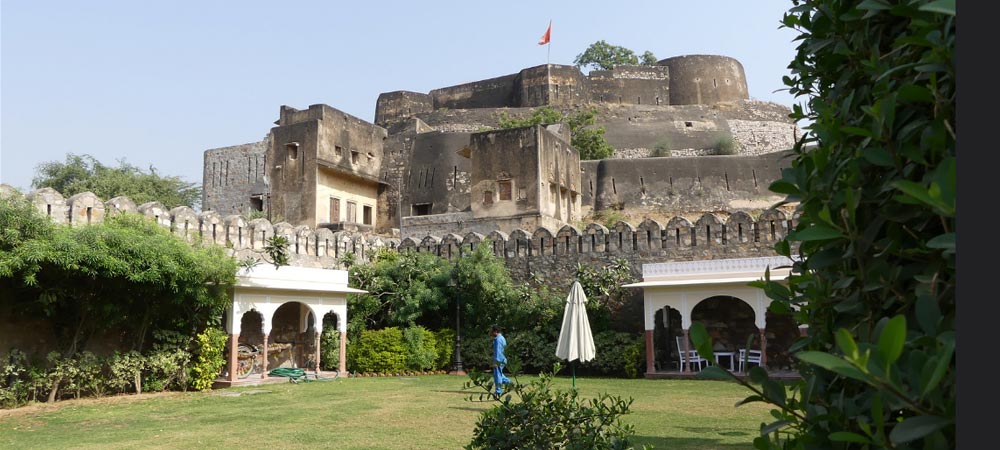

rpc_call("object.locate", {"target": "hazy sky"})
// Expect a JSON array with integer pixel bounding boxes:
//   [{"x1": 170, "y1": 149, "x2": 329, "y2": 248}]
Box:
[{"x1": 1, "y1": 0, "x2": 803, "y2": 192}]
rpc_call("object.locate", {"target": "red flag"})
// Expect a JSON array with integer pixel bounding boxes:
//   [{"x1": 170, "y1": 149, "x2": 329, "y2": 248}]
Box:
[{"x1": 538, "y1": 20, "x2": 551, "y2": 45}]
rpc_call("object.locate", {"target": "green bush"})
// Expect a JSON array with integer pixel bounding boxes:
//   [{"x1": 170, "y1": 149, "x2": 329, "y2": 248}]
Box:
[
  {"x1": 320, "y1": 325, "x2": 341, "y2": 371},
  {"x1": 433, "y1": 328, "x2": 456, "y2": 370},
  {"x1": 403, "y1": 326, "x2": 438, "y2": 371},
  {"x1": 694, "y1": 1, "x2": 956, "y2": 448},
  {"x1": 190, "y1": 327, "x2": 228, "y2": 391},
  {"x1": 651, "y1": 139, "x2": 672, "y2": 157},
  {"x1": 466, "y1": 367, "x2": 640, "y2": 449},
  {"x1": 347, "y1": 327, "x2": 407, "y2": 373},
  {"x1": 580, "y1": 331, "x2": 645, "y2": 378},
  {"x1": 144, "y1": 348, "x2": 190, "y2": 393},
  {"x1": 508, "y1": 330, "x2": 560, "y2": 374},
  {"x1": 107, "y1": 351, "x2": 145, "y2": 394},
  {"x1": 714, "y1": 135, "x2": 737, "y2": 155}
]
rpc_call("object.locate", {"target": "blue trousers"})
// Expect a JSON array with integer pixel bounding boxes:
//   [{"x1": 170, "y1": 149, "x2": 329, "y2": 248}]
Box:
[{"x1": 493, "y1": 365, "x2": 511, "y2": 393}]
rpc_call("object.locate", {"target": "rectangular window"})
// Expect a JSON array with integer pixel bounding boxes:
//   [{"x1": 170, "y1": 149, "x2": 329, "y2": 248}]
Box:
[
  {"x1": 498, "y1": 180, "x2": 512, "y2": 201},
  {"x1": 346, "y1": 201, "x2": 357, "y2": 223},
  {"x1": 412, "y1": 203, "x2": 432, "y2": 216},
  {"x1": 483, "y1": 190, "x2": 494, "y2": 205},
  {"x1": 351, "y1": 150, "x2": 359, "y2": 165},
  {"x1": 363, "y1": 205, "x2": 372, "y2": 225},
  {"x1": 329, "y1": 197, "x2": 340, "y2": 222}
]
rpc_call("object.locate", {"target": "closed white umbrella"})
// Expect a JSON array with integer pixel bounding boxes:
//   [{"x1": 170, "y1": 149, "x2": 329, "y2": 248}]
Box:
[{"x1": 555, "y1": 280, "x2": 596, "y2": 388}]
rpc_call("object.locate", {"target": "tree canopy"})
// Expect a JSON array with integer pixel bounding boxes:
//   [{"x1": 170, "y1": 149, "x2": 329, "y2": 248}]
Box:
[
  {"x1": 31, "y1": 153, "x2": 201, "y2": 210},
  {"x1": 573, "y1": 40, "x2": 657, "y2": 71},
  {"x1": 0, "y1": 195, "x2": 237, "y2": 356},
  {"x1": 498, "y1": 107, "x2": 615, "y2": 160}
]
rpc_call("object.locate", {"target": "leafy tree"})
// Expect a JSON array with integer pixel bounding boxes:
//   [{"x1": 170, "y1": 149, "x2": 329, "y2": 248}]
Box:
[
  {"x1": 31, "y1": 153, "x2": 201, "y2": 209},
  {"x1": 498, "y1": 107, "x2": 615, "y2": 160},
  {"x1": 347, "y1": 248, "x2": 451, "y2": 333},
  {"x1": 0, "y1": 198, "x2": 238, "y2": 357},
  {"x1": 691, "y1": 1, "x2": 955, "y2": 448},
  {"x1": 573, "y1": 40, "x2": 657, "y2": 71}
]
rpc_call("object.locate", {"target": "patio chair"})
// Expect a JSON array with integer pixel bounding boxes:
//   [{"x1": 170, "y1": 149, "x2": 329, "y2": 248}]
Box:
[
  {"x1": 675, "y1": 336, "x2": 709, "y2": 371},
  {"x1": 738, "y1": 348, "x2": 762, "y2": 373}
]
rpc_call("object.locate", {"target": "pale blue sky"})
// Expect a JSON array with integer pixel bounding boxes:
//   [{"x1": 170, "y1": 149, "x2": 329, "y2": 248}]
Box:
[{"x1": 1, "y1": 0, "x2": 803, "y2": 192}]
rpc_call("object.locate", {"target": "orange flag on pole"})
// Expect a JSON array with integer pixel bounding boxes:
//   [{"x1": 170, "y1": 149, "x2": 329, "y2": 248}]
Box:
[{"x1": 538, "y1": 20, "x2": 552, "y2": 45}]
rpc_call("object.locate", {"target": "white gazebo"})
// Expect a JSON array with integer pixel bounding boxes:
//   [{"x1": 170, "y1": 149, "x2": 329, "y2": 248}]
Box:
[
  {"x1": 622, "y1": 256, "x2": 800, "y2": 374},
  {"x1": 224, "y1": 264, "x2": 366, "y2": 382}
]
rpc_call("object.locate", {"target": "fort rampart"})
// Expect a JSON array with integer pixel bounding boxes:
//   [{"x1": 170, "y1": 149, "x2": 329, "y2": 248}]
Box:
[{"x1": 3, "y1": 185, "x2": 793, "y2": 285}]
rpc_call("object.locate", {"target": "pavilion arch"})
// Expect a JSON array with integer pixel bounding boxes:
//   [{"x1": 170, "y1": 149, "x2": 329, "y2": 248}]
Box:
[
  {"x1": 224, "y1": 265, "x2": 365, "y2": 385},
  {"x1": 623, "y1": 256, "x2": 797, "y2": 375}
]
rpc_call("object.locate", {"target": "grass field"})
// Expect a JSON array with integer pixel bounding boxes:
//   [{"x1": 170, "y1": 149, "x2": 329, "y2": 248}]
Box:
[{"x1": 0, "y1": 374, "x2": 773, "y2": 449}]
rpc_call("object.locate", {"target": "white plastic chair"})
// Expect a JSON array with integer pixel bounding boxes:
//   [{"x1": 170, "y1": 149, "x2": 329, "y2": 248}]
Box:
[
  {"x1": 676, "y1": 336, "x2": 709, "y2": 371},
  {"x1": 738, "y1": 348, "x2": 762, "y2": 373}
]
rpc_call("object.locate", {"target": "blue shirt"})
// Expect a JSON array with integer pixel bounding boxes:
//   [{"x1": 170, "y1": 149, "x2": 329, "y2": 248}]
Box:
[{"x1": 493, "y1": 333, "x2": 507, "y2": 364}]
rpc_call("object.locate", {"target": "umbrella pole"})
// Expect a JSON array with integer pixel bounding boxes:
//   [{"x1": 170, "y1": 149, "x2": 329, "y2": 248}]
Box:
[{"x1": 572, "y1": 361, "x2": 576, "y2": 390}]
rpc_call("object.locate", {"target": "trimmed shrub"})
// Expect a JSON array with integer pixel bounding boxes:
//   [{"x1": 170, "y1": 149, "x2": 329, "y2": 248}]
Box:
[{"x1": 347, "y1": 327, "x2": 407, "y2": 373}]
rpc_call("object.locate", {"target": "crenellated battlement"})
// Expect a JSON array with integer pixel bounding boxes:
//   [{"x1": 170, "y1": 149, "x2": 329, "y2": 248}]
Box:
[{"x1": 4, "y1": 185, "x2": 794, "y2": 274}]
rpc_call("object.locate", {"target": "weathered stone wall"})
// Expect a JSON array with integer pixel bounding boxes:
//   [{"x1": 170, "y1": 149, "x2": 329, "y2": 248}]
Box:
[
  {"x1": 581, "y1": 151, "x2": 792, "y2": 213},
  {"x1": 202, "y1": 138, "x2": 270, "y2": 216},
  {"x1": 401, "y1": 130, "x2": 474, "y2": 216},
  {"x1": 587, "y1": 65, "x2": 670, "y2": 106},
  {"x1": 268, "y1": 104, "x2": 388, "y2": 228},
  {"x1": 659, "y1": 55, "x2": 749, "y2": 105},
  {"x1": 375, "y1": 91, "x2": 434, "y2": 128},
  {"x1": 429, "y1": 74, "x2": 519, "y2": 110}
]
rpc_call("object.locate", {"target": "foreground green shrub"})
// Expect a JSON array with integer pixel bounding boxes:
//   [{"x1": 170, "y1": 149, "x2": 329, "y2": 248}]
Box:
[
  {"x1": 691, "y1": 1, "x2": 956, "y2": 448},
  {"x1": 465, "y1": 365, "x2": 641, "y2": 449},
  {"x1": 348, "y1": 327, "x2": 407, "y2": 373},
  {"x1": 190, "y1": 327, "x2": 228, "y2": 391}
]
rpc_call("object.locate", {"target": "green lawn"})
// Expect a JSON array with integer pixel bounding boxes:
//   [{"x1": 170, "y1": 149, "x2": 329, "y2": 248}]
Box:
[{"x1": 0, "y1": 375, "x2": 773, "y2": 449}]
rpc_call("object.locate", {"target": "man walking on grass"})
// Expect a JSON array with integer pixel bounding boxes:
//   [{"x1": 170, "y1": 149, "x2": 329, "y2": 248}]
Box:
[{"x1": 491, "y1": 324, "x2": 511, "y2": 396}]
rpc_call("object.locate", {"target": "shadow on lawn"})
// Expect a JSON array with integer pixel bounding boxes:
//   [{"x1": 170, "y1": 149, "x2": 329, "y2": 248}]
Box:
[{"x1": 633, "y1": 435, "x2": 756, "y2": 449}]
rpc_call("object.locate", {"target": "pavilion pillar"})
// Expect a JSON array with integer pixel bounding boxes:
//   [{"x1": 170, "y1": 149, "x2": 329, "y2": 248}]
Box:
[
  {"x1": 261, "y1": 333, "x2": 269, "y2": 379},
  {"x1": 228, "y1": 333, "x2": 239, "y2": 383},
  {"x1": 682, "y1": 328, "x2": 691, "y2": 372},
  {"x1": 339, "y1": 330, "x2": 347, "y2": 373},
  {"x1": 759, "y1": 329, "x2": 768, "y2": 369},
  {"x1": 314, "y1": 332, "x2": 322, "y2": 374},
  {"x1": 644, "y1": 330, "x2": 655, "y2": 374}
]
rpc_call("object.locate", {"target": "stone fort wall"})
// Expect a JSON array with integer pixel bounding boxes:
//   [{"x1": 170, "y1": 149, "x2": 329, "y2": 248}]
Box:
[{"x1": 4, "y1": 186, "x2": 794, "y2": 285}]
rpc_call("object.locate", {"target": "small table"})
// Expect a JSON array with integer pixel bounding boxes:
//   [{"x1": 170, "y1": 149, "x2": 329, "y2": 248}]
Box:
[{"x1": 714, "y1": 351, "x2": 736, "y2": 371}]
